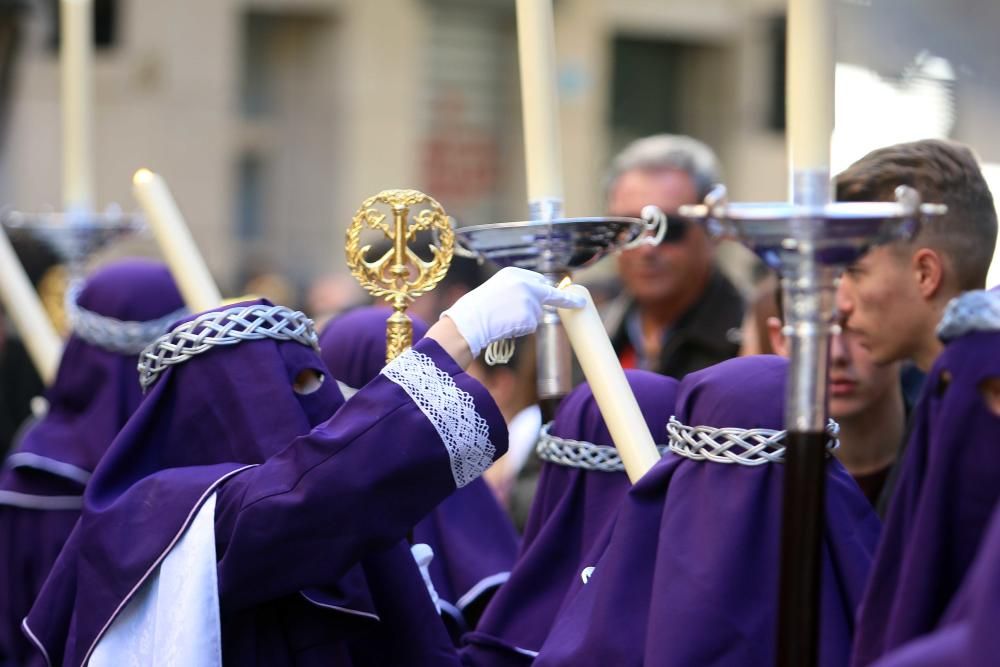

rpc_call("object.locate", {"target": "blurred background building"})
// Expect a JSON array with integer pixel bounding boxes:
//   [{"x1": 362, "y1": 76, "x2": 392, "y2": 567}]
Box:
[{"x1": 1, "y1": 0, "x2": 999, "y2": 298}]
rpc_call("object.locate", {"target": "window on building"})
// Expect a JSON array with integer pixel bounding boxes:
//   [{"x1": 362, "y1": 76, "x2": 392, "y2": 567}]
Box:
[
  {"x1": 767, "y1": 14, "x2": 787, "y2": 132},
  {"x1": 235, "y1": 152, "x2": 267, "y2": 244},
  {"x1": 609, "y1": 35, "x2": 731, "y2": 155},
  {"x1": 611, "y1": 37, "x2": 685, "y2": 141},
  {"x1": 47, "y1": 0, "x2": 118, "y2": 51}
]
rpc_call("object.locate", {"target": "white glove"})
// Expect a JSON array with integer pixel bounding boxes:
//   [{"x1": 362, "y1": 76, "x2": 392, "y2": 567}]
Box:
[{"x1": 441, "y1": 267, "x2": 586, "y2": 358}]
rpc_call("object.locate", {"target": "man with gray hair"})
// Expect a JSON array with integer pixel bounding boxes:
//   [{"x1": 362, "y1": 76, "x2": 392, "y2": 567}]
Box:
[{"x1": 603, "y1": 134, "x2": 744, "y2": 379}]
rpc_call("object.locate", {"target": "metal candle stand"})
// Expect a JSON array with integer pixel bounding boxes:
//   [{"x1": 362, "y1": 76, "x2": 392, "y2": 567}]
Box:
[
  {"x1": 679, "y1": 181, "x2": 944, "y2": 666},
  {"x1": 2, "y1": 207, "x2": 142, "y2": 333},
  {"x1": 453, "y1": 200, "x2": 664, "y2": 421},
  {"x1": 3, "y1": 207, "x2": 142, "y2": 276}
]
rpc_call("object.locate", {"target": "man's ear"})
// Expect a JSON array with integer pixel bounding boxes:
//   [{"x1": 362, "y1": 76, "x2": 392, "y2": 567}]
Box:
[
  {"x1": 912, "y1": 247, "x2": 945, "y2": 300},
  {"x1": 766, "y1": 316, "x2": 789, "y2": 358}
]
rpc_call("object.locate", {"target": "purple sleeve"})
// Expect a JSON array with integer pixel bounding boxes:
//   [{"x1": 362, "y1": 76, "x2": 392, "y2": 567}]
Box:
[{"x1": 213, "y1": 338, "x2": 508, "y2": 611}]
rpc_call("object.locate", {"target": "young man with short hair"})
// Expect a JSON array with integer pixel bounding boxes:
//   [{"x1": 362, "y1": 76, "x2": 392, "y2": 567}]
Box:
[
  {"x1": 836, "y1": 139, "x2": 998, "y2": 373},
  {"x1": 835, "y1": 140, "x2": 1000, "y2": 665}
]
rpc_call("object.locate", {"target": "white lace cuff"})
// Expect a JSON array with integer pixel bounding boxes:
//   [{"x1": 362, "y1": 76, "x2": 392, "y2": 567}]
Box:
[{"x1": 381, "y1": 349, "x2": 495, "y2": 488}]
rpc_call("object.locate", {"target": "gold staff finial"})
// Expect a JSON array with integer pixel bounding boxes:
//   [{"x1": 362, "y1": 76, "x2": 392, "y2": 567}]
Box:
[{"x1": 345, "y1": 189, "x2": 454, "y2": 363}]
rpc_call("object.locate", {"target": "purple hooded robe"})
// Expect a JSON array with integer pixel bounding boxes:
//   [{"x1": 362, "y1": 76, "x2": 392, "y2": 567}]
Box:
[
  {"x1": 23, "y1": 299, "x2": 507, "y2": 666},
  {"x1": 852, "y1": 288, "x2": 1000, "y2": 666},
  {"x1": 462, "y1": 370, "x2": 678, "y2": 665},
  {"x1": 534, "y1": 355, "x2": 880, "y2": 667},
  {"x1": 0, "y1": 259, "x2": 184, "y2": 665}
]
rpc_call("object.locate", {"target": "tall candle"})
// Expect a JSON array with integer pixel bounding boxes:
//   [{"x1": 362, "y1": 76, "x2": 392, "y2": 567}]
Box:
[
  {"x1": 133, "y1": 169, "x2": 222, "y2": 312},
  {"x1": 786, "y1": 0, "x2": 834, "y2": 175},
  {"x1": 0, "y1": 226, "x2": 61, "y2": 385},
  {"x1": 515, "y1": 0, "x2": 563, "y2": 207},
  {"x1": 61, "y1": 0, "x2": 94, "y2": 212},
  {"x1": 557, "y1": 283, "x2": 661, "y2": 483}
]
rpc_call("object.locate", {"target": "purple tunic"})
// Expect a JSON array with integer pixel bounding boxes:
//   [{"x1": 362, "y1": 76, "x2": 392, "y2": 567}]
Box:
[
  {"x1": 852, "y1": 290, "x2": 1000, "y2": 666},
  {"x1": 867, "y1": 498, "x2": 1000, "y2": 666},
  {"x1": 462, "y1": 370, "x2": 678, "y2": 665},
  {"x1": 0, "y1": 469, "x2": 81, "y2": 667},
  {"x1": 0, "y1": 259, "x2": 183, "y2": 666},
  {"x1": 534, "y1": 355, "x2": 880, "y2": 667},
  {"x1": 320, "y1": 306, "x2": 519, "y2": 630},
  {"x1": 24, "y1": 300, "x2": 508, "y2": 666}
]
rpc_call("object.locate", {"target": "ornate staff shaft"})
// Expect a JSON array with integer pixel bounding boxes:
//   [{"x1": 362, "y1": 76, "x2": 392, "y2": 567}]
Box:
[
  {"x1": 346, "y1": 189, "x2": 454, "y2": 363},
  {"x1": 779, "y1": 0, "x2": 835, "y2": 662},
  {"x1": 386, "y1": 199, "x2": 414, "y2": 362},
  {"x1": 777, "y1": 172, "x2": 834, "y2": 667}
]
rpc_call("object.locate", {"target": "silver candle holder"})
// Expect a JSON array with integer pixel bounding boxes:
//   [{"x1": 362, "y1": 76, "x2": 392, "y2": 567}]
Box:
[
  {"x1": 679, "y1": 179, "x2": 944, "y2": 666},
  {"x1": 680, "y1": 182, "x2": 941, "y2": 432},
  {"x1": 3, "y1": 207, "x2": 142, "y2": 331},
  {"x1": 452, "y1": 199, "x2": 664, "y2": 416},
  {"x1": 3, "y1": 207, "x2": 142, "y2": 276}
]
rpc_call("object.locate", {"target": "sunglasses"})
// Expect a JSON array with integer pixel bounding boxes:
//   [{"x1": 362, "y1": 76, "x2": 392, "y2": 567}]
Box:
[{"x1": 659, "y1": 215, "x2": 691, "y2": 244}]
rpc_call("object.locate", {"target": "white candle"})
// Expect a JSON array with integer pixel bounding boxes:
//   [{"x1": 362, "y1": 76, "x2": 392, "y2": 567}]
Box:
[
  {"x1": 515, "y1": 0, "x2": 563, "y2": 207},
  {"x1": 0, "y1": 226, "x2": 61, "y2": 385},
  {"x1": 61, "y1": 0, "x2": 95, "y2": 212},
  {"x1": 557, "y1": 283, "x2": 661, "y2": 483},
  {"x1": 132, "y1": 169, "x2": 222, "y2": 312},
  {"x1": 786, "y1": 0, "x2": 834, "y2": 174}
]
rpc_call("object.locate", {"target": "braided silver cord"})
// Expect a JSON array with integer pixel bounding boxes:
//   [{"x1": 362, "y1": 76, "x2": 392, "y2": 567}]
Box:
[
  {"x1": 137, "y1": 304, "x2": 319, "y2": 392},
  {"x1": 535, "y1": 423, "x2": 669, "y2": 473},
  {"x1": 937, "y1": 289, "x2": 1000, "y2": 342},
  {"x1": 667, "y1": 417, "x2": 840, "y2": 466},
  {"x1": 66, "y1": 281, "x2": 188, "y2": 355}
]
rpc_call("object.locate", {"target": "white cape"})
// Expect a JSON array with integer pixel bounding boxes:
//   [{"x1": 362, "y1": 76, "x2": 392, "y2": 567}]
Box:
[{"x1": 89, "y1": 493, "x2": 222, "y2": 667}]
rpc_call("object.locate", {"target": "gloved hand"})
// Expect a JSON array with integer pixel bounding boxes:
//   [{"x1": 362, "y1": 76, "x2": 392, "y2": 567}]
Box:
[{"x1": 441, "y1": 267, "x2": 586, "y2": 358}]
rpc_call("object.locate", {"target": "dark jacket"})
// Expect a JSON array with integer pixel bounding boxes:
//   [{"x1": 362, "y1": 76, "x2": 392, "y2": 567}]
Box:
[{"x1": 604, "y1": 270, "x2": 745, "y2": 380}]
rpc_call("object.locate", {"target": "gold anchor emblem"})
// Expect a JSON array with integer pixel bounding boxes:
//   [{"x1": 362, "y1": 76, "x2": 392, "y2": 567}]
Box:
[{"x1": 345, "y1": 189, "x2": 454, "y2": 363}]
